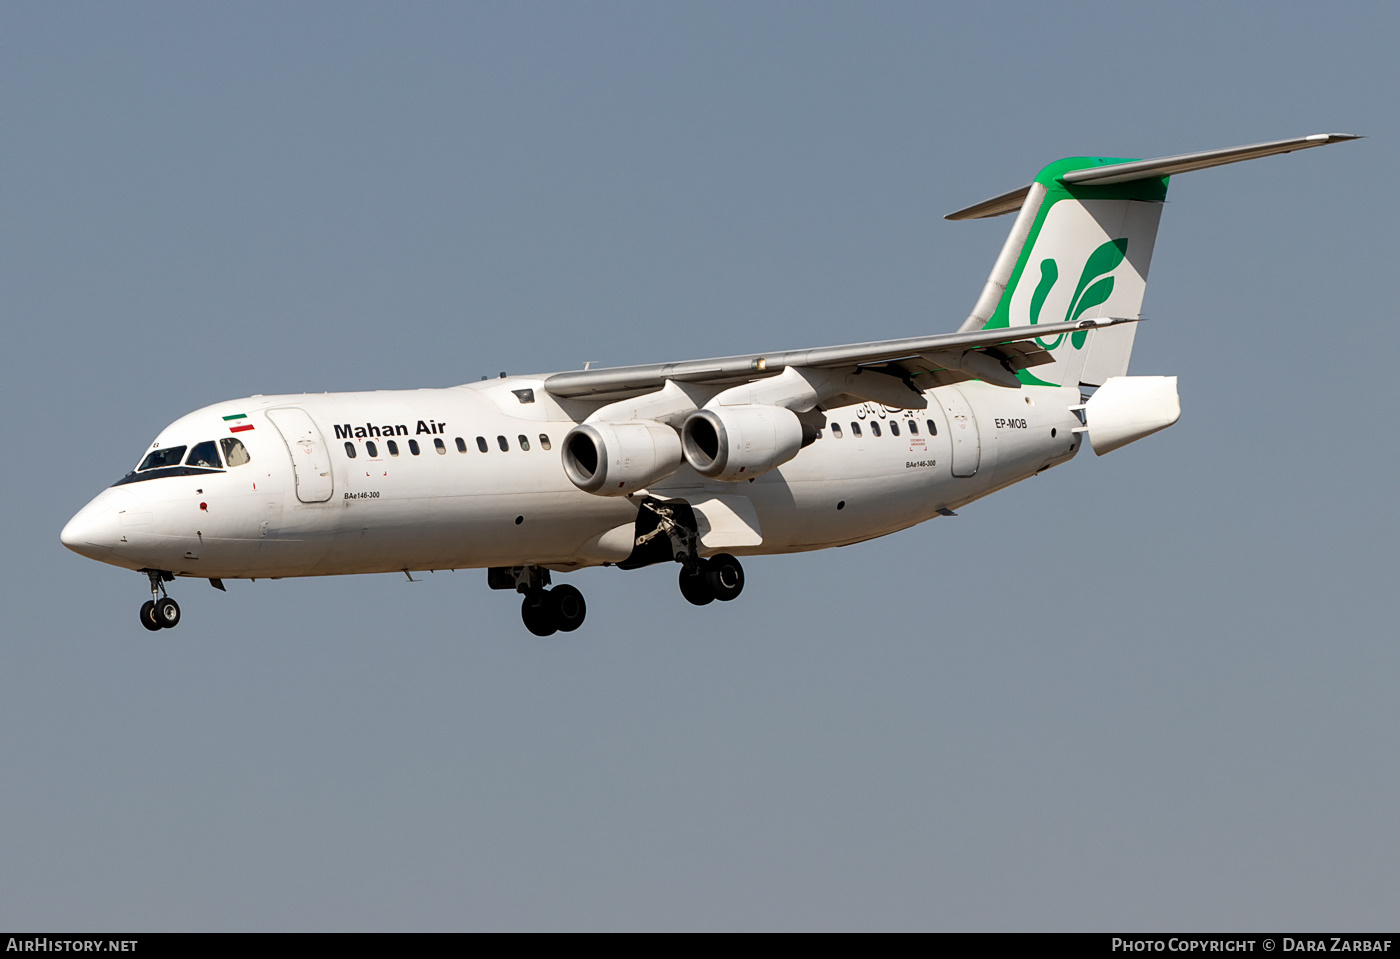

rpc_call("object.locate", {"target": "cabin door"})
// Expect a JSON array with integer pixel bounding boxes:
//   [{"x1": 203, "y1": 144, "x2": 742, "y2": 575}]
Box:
[
  {"x1": 941, "y1": 387, "x2": 981, "y2": 477},
  {"x1": 266, "y1": 408, "x2": 335, "y2": 503}
]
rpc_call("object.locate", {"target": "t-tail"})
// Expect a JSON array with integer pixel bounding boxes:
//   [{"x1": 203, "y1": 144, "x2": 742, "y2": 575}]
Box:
[{"x1": 948, "y1": 134, "x2": 1359, "y2": 392}]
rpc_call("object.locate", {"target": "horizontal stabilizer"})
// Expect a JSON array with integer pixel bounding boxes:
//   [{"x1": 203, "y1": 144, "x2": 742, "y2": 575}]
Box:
[
  {"x1": 944, "y1": 184, "x2": 1034, "y2": 221},
  {"x1": 946, "y1": 133, "x2": 1360, "y2": 219}
]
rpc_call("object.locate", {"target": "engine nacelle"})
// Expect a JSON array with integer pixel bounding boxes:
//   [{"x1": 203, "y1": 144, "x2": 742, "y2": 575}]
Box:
[
  {"x1": 681, "y1": 404, "x2": 806, "y2": 481},
  {"x1": 562, "y1": 420, "x2": 682, "y2": 495}
]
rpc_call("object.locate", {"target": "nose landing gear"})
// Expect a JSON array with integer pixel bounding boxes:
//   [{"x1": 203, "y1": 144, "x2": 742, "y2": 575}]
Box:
[{"x1": 139, "y1": 570, "x2": 180, "y2": 630}]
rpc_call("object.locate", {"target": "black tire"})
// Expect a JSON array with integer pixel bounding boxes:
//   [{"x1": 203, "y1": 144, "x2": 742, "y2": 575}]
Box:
[
  {"x1": 153, "y1": 597, "x2": 181, "y2": 629},
  {"x1": 549, "y1": 583, "x2": 586, "y2": 633},
  {"x1": 522, "y1": 591, "x2": 557, "y2": 636},
  {"x1": 679, "y1": 566, "x2": 714, "y2": 606},
  {"x1": 139, "y1": 600, "x2": 162, "y2": 631},
  {"x1": 705, "y1": 553, "x2": 745, "y2": 602}
]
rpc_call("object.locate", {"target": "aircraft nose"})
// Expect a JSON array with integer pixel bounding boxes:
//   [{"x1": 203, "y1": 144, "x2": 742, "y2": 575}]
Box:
[{"x1": 60, "y1": 490, "x2": 128, "y2": 560}]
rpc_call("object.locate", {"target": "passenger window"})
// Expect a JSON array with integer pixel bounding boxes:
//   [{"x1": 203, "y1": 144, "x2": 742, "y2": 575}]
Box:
[
  {"x1": 435, "y1": 438, "x2": 446, "y2": 454},
  {"x1": 539, "y1": 434, "x2": 551, "y2": 451},
  {"x1": 870, "y1": 421, "x2": 881, "y2": 437},
  {"x1": 476, "y1": 436, "x2": 488, "y2": 452},
  {"x1": 220, "y1": 437, "x2": 251, "y2": 467},
  {"x1": 366, "y1": 440, "x2": 378, "y2": 458},
  {"x1": 388, "y1": 440, "x2": 399, "y2": 456},
  {"x1": 455, "y1": 437, "x2": 467, "y2": 453},
  {"x1": 497, "y1": 435, "x2": 509, "y2": 452},
  {"x1": 138, "y1": 447, "x2": 187, "y2": 471},
  {"x1": 908, "y1": 420, "x2": 918, "y2": 435},
  {"x1": 185, "y1": 440, "x2": 222, "y2": 468},
  {"x1": 926, "y1": 418, "x2": 938, "y2": 436},
  {"x1": 889, "y1": 421, "x2": 900, "y2": 436},
  {"x1": 345, "y1": 442, "x2": 357, "y2": 459},
  {"x1": 518, "y1": 434, "x2": 530, "y2": 451},
  {"x1": 831, "y1": 423, "x2": 843, "y2": 438},
  {"x1": 409, "y1": 439, "x2": 420, "y2": 455},
  {"x1": 850, "y1": 422, "x2": 862, "y2": 437}
]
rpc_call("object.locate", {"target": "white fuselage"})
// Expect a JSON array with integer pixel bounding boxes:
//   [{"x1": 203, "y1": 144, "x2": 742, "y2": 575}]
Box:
[{"x1": 61, "y1": 376, "x2": 1084, "y2": 581}]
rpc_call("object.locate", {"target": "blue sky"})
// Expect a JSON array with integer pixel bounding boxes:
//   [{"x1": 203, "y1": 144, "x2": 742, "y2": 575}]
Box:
[{"x1": 3, "y1": 2, "x2": 1396, "y2": 930}]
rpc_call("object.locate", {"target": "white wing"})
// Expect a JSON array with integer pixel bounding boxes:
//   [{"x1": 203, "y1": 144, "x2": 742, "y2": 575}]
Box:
[{"x1": 542, "y1": 316, "x2": 1136, "y2": 405}]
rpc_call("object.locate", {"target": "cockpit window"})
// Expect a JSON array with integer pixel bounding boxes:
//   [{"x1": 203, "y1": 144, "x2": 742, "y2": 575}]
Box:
[
  {"x1": 220, "y1": 437, "x2": 251, "y2": 467},
  {"x1": 138, "y1": 447, "x2": 187, "y2": 471},
  {"x1": 186, "y1": 440, "x2": 222, "y2": 469}
]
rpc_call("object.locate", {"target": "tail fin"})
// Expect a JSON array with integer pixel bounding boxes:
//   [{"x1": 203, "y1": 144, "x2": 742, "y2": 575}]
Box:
[{"x1": 948, "y1": 134, "x2": 1359, "y2": 389}]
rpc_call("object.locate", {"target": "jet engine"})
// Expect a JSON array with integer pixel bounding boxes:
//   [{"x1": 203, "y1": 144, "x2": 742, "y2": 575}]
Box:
[
  {"x1": 561, "y1": 420, "x2": 683, "y2": 495},
  {"x1": 680, "y1": 404, "x2": 810, "y2": 482}
]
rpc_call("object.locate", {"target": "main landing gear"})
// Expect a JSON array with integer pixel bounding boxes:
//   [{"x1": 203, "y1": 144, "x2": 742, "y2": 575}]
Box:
[
  {"x1": 490, "y1": 499, "x2": 747, "y2": 635},
  {"x1": 138, "y1": 569, "x2": 180, "y2": 631},
  {"x1": 488, "y1": 566, "x2": 587, "y2": 637},
  {"x1": 521, "y1": 583, "x2": 587, "y2": 637},
  {"x1": 631, "y1": 498, "x2": 746, "y2": 608},
  {"x1": 678, "y1": 553, "x2": 745, "y2": 606}
]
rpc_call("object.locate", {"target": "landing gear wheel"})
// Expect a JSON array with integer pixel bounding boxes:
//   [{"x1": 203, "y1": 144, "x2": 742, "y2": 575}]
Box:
[
  {"x1": 705, "y1": 553, "x2": 745, "y2": 602},
  {"x1": 549, "y1": 584, "x2": 587, "y2": 633},
  {"x1": 139, "y1": 600, "x2": 162, "y2": 631},
  {"x1": 679, "y1": 566, "x2": 715, "y2": 606},
  {"x1": 153, "y1": 597, "x2": 181, "y2": 629},
  {"x1": 521, "y1": 591, "x2": 558, "y2": 637}
]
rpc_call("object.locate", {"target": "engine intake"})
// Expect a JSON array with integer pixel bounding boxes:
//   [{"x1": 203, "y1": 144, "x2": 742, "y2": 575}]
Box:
[
  {"x1": 562, "y1": 421, "x2": 682, "y2": 495},
  {"x1": 681, "y1": 405, "x2": 806, "y2": 481}
]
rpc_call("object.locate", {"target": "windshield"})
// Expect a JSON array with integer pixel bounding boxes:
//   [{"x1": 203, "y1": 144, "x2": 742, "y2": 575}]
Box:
[
  {"x1": 117, "y1": 438, "x2": 239, "y2": 487},
  {"x1": 185, "y1": 440, "x2": 222, "y2": 468},
  {"x1": 138, "y1": 446, "x2": 187, "y2": 471},
  {"x1": 220, "y1": 437, "x2": 251, "y2": 466}
]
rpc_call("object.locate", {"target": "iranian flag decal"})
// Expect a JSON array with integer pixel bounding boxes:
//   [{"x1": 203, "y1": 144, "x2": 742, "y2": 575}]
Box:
[{"x1": 224, "y1": 413, "x2": 255, "y2": 433}]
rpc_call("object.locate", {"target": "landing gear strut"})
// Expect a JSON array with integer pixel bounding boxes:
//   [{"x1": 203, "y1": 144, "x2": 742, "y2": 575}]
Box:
[
  {"x1": 489, "y1": 566, "x2": 588, "y2": 637},
  {"x1": 139, "y1": 569, "x2": 180, "y2": 630}
]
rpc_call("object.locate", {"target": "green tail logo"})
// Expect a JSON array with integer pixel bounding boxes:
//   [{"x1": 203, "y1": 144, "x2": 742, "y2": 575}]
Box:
[{"x1": 1029, "y1": 237, "x2": 1128, "y2": 350}]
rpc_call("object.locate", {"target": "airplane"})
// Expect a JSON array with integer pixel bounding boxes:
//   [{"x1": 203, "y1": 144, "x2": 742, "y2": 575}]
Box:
[{"x1": 60, "y1": 133, "x2": 1357, "y2": 636}]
